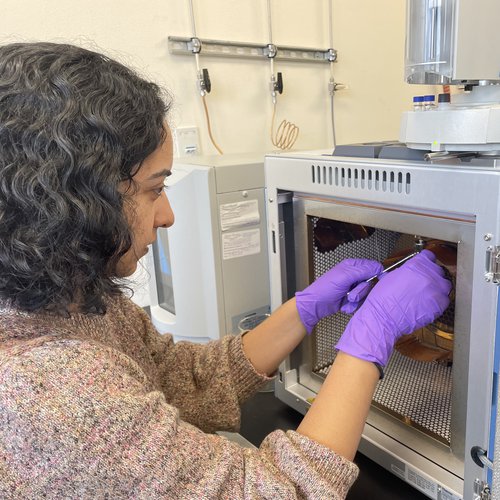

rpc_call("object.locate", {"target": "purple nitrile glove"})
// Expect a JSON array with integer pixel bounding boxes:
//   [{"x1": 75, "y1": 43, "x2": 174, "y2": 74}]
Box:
[
  {"x1": 339, "y1": 280, "x2": 373, "y2": 314},
  {"x1": 335, "y1": 249, "x2": 452, "y2": 367},
  {"x1": 295, "y1": 259, "x2": 384, "y2": 334}
]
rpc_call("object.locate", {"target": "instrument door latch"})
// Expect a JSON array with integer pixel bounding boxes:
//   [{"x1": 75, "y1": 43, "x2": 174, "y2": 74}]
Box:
[
  {"x1": 471, "y1": 446, "x2": 494, "y2": 469},
  {"x1": 485, "y1": 246, "x2": 500, "y2": 284}
]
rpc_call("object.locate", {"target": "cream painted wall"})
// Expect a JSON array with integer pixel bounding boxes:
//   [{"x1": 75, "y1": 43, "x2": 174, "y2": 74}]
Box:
[{"x1": 0, "y1": 0, "x2": 435, "y2": 154}]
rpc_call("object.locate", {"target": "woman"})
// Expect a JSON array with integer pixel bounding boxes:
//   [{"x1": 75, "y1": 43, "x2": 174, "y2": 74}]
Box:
[{"x1": 0, "y1": 42, "x2": 451, "y2": 499}]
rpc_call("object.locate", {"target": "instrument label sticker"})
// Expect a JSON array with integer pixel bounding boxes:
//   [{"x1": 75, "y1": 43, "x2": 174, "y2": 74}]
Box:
[
  {"x1": 440, "y1": 487, "x2": 461, "y2": 500},
  {"x1": 220, "y1": 200, "x2": 260, "y2": 231},
  {"x1": 222, "y1": 228, "x2": 260, "y2": 260},
  {"x1": 407, "y1": 467, "x2": 438, "y2": 499}
]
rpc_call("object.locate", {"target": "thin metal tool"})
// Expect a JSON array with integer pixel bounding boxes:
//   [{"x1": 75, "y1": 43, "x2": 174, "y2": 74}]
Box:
[{"x1": 365, "y1": 251, "x2": 418, "y2": 283}]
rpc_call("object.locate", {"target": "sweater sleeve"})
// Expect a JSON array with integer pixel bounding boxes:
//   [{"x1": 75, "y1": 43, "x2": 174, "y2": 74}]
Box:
[
  {"x1": 131, "y1": 302, "x2": 271, "y2": 433},
  {"x1": 0, "y1": 339, "x2": 358, "y2": 499}
]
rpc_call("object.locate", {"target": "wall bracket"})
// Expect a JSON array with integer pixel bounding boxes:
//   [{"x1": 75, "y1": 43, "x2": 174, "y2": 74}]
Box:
[{"x1": 168, "y1": 36, "x2": 337, "y2": 64}]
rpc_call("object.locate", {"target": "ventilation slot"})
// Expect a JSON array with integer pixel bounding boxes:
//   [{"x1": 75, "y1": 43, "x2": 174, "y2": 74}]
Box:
[{"x1": 311, "y1": 165, "x2": 411, "y2": 194}]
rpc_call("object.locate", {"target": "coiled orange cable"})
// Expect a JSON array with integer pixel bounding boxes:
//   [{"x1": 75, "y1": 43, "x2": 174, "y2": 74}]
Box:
[{"x1": 270, "y1": 102, "x2": 299, "y2": 150}]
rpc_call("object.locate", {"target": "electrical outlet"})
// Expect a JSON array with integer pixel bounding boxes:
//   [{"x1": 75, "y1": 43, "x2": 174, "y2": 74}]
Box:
[{"x1": 173, "y1": 126, "x2": 200, "y2": 157}]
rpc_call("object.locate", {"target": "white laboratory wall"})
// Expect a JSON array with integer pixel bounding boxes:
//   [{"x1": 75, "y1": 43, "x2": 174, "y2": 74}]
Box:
[{"x1": 0, "y1": 0, "x2": 436, "y2": 306}]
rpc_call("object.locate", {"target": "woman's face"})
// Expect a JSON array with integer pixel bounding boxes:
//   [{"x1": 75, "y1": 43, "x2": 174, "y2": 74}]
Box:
[{"x1": 116, "y1": 127, "x2": 175, "y2": 277}]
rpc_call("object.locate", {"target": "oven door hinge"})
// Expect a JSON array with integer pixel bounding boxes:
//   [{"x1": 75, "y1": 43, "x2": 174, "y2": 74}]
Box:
[
  {"x1": 473, "y1": 479, "x2": 491, "y2": 500},
  {"x1": 485, "y1": 246, "x2": 500, "y2": 284}
]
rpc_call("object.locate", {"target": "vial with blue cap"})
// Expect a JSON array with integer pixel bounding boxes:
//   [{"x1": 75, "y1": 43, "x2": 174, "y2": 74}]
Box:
[
  {"x1": 423, "y1": 94, "x2": 436, "y2": 110},
  {"x1": 412, "y1": 95, "x2": 424, "y2": 111}
]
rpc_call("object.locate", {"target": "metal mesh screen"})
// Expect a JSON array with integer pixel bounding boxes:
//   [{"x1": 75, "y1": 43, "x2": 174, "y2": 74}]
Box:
[
  {"x1": 310, "y1": 216, "x2": 402, "y2": 371},
  {"x1": 317, "y1": 353, "x2": 452, "y2": 443},
  {"x1": 310, "y1": 216, "x2": 453, "y2": 444}
]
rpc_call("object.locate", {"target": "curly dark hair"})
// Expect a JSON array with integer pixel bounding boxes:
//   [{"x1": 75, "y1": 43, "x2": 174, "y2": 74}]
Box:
[{"x1": 0, "y1": 42, "x2": 171, "y2": 314}]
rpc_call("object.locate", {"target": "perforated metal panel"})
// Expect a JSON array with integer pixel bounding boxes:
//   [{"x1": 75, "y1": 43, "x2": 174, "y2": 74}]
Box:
[
  {"x1": 310, "y1": 216, "x2": 453, "y2": 444},
  {"x1": 310, "y1": 216, "x2": 401, "y2": 370},
  {"x1": 317, "y1": 353, "x2": 452, "y2": 444},
  {"x1": 374, "y1": 353, "x2": 452, "y2": 443}
]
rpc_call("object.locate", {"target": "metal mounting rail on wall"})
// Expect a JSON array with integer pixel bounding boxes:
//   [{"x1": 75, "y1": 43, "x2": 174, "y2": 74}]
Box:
[{"x1": 168, "y1": 36, "x2": 337, "y2": 64}]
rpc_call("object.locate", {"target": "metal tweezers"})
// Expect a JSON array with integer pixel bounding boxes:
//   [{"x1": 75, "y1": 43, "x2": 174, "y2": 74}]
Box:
[{"x1": 364, "y1": 251, "x2": 419, "y2": 283}]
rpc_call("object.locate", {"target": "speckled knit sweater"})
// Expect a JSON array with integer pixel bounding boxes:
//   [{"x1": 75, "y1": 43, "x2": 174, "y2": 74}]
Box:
[{"x1": 0, "y1": 293, "x2": 358, "y2": 499}]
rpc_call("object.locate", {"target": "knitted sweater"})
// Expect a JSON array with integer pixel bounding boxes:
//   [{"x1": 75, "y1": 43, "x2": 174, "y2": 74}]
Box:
[{"x1": 0, "y1": 294, "x2": 358, "y2": 499}]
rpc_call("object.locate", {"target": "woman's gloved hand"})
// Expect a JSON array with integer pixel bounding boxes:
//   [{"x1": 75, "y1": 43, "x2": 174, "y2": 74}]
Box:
[
  {"x1": 335, "y1": 250, "x2": 452, "y2": 367},
  {"x1": 295, "y1": 259, "x2": 384, "y2": 334}
]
